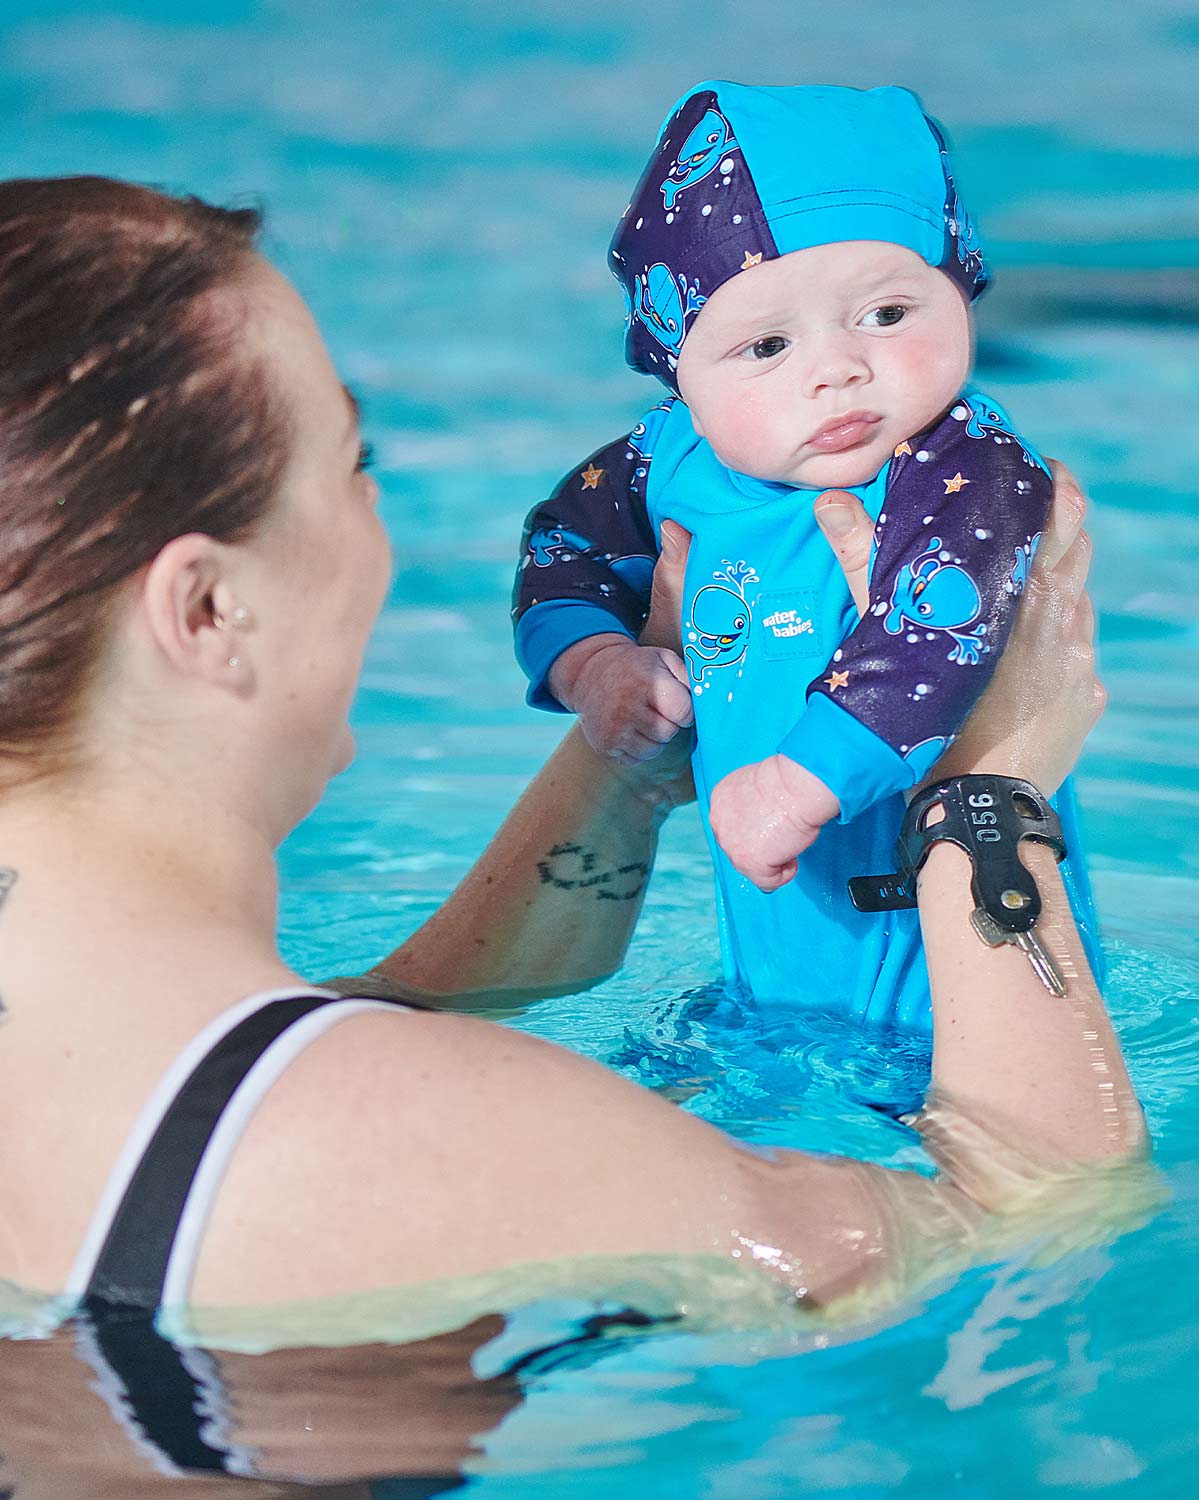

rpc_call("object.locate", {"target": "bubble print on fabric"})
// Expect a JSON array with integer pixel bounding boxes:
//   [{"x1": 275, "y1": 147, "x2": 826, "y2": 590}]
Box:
[{"x1": 609, "y1": 89, "x2": 778, "y2": 389}]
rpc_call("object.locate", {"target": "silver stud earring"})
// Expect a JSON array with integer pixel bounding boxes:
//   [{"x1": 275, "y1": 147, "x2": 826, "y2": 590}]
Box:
[
  {"x1": 227, "y1": 656, "x2": 241, "y2": 669},
  {"x1": 214, "y1": 603, "x2": 251, "y2": 630}
]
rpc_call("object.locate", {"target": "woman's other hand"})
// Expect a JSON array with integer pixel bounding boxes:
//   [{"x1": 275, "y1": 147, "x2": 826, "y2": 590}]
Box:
[
  {"x1": 638, "y1": 518, "x2": 691, "y2": 654},
  {"x1": 814, "y1": 461, "x2": 1103, "y2": 794},
  {"x1": 920, "y1": 459, "x2": 1102, "y2": 793},
  {"x1": 625, "y1": 518, "x2": 696, "y2": 807}
]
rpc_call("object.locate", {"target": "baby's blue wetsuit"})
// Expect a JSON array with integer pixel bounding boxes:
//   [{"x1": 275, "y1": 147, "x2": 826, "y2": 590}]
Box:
[
  {"x1": 512, "y1": 393, "x2": 1103, "y2": 1031},
  {"x1": 511, "y1": 82, "x2": 1103, "y2": 1029}
]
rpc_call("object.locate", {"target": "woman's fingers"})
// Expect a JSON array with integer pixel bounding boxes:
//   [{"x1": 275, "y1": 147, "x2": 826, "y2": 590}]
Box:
[
  {"x1": 647, "y1": 649, "x2": 695, "y2": 728},
  {"x1": 1039, "y1": 459, "x2": 1088, "y2": 570},
  {"x1": 916, "y1": 489, "x2": 1104, "y2": 795},
  {"x1": 1057, "y1": 529, "x2": 1093, "y2": 610},
  {"x1": 641, "y1": 708, "x2": 687, "y2": 745},
  {"x1": 625, "y1": 727, "x2": 668, "y2": 761},
  {"x1": 813, "y1": 490, "x2": 875, "y2": 618},
  {"x1": 640, "y1": 519, "x2": 692, "y2": 651}
]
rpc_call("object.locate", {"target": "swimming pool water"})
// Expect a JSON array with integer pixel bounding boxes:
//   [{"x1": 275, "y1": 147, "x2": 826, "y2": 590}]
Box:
[{"x1": 2, "y1": 0, "x2": 1198, "y2": 1493}]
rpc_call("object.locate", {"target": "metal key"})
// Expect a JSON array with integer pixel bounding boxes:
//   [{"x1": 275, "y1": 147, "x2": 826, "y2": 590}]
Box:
[{"x1": 970, "y1": 908, "x2": 1067, "y2": 996}]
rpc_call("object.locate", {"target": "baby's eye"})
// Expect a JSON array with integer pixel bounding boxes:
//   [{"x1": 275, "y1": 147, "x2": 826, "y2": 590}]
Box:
[
  {"x1": 355, "y1": 439, "x2": 376, "y2": 473},
  {"x1": 742, "y1": 335, "x2": 789, "y2": 361},
  {"x1": 861, "y1": 304, "x2": 907, "y2": 329}
]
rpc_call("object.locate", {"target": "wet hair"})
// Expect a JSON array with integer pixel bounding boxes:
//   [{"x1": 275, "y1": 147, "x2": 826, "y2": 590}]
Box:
[{"x1": 0, "y1": 175, "x2": 289, "y2": 782}]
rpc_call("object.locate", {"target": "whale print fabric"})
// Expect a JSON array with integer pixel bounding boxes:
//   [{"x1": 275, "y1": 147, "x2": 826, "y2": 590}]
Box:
[
  {"x1": 782, "y1": 392, "x2": 1052, "y2": 795},
  {"x1": 511, "y1": 420, "x2": 664, "y2": 707}
]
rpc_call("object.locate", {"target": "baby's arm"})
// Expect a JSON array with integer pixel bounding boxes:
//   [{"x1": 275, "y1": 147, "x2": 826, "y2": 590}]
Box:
[
  {"x1": 513, "y1": 409, "x2": 692, "y2": 760},
  {"x1": 713, "y1": 395, "x2": 1055, "y2": 888}
]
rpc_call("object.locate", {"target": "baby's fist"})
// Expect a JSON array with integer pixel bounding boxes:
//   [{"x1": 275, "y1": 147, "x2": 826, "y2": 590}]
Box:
[
  {"x1": 709, "y1": 755, "x2": 840, "y2": 891},
  {"x1": 550, "y1": 636, "x2": 694, "y2": 765}
]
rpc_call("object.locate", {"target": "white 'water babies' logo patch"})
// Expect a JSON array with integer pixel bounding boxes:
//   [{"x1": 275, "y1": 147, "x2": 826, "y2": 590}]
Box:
[{"x1": 757, "y1": 590, "x2": 822, "y2": 662}]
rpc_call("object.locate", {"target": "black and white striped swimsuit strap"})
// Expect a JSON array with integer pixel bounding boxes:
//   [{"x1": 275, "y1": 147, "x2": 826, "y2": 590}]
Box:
[{"x1": 63, "y1": 985, "x2": 417, "y2": 1476}]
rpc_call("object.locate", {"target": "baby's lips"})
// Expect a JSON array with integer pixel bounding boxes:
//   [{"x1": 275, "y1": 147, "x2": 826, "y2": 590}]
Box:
[{"x1": 805, "y1": 411, "x2": 883, "y2": 454}]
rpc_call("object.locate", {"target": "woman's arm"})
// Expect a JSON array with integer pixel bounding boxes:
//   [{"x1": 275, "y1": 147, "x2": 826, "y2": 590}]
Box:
[
  {"x1": 343, "y1": 723, "x2": 691, "y2": 1006},
  {"x1": 905, "y1": 476, "x2": 1145, "y2": 1203},
  {"x1": 818, "y1": 462, "x2": 1146, "y2": 1196},
  {"x1": 328, "y1": 524, "x2": 695, "y2": 1007}
]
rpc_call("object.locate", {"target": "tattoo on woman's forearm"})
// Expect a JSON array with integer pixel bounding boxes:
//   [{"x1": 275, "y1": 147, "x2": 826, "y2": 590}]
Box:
[
  {"x1": 537, "y1": 844, "x2": 648, "y2": 902},
  {"x1": 0, "y1": 869, "x2": 15, "y2": 1023}
]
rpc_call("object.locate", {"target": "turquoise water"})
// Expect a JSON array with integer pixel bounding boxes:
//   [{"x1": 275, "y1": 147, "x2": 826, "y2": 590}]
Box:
[{"x1": 2, "y1": 0, "x2": 1198, "y2": 1492}]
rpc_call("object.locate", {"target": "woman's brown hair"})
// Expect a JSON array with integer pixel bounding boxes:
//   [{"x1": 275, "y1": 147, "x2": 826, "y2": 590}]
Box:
[{"x1": 0, "y1": 175, "x2": 289, "y2": 781}]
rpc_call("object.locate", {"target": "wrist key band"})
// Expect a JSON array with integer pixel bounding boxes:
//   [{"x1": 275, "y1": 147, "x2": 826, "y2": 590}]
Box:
[{"x1": 848, "y1": 775, "x2": 1069, "y2": 995}]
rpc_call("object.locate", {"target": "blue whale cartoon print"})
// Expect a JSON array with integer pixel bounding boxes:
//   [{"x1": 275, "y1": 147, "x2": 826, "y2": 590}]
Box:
[
  {"x1": 633, "y1": 264, "x2": 706, "y2": 360},
  {"x1": 684, "y1": 560, "x2": 758, "y2": 685},
  {"x1": 901, "y1": 736, "x2": 951, "y2": 781},
  {"x1": 609, "y1": 553, "x2": 656, "y2": 594},
  {"x1": 686, "y1": 585, "x2": 751, "y2": 683},
  {"x1": 949, "y1": 187, "x2": 983, "y2": 273},
  {"x1": 928, "y1": 122, "x2": 987, "y2": 295},
  {"x1": 1007, "y1": 532, "x2": 1042, "y2": 596},
  {"x1": 625, "y1": 399, "x2": 675, "y2": 485},
  {"x1": 943, "y1": 170, "x2": 985, "y2": 287},
  {"x1": 528, "y1": 524, "x2": 593, "y2": 567},
  {"x1": 661, "y1": 108, "x2": 736, "y2": 210},
  {"x1": 884, "y1": 537, "x2": 988, "y2": 665},
  {"x1": 626, "y1": 400, "x2": 674, "y2": 462},
  {"x1": 953, "y1": 395, "x2": 1050, "y2": 475}
]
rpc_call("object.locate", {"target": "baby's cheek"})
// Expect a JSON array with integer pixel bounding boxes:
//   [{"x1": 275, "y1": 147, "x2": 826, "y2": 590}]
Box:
[
  {"x1": 895, "y1": 331, "x2": 970, "y2": 415},
  {"x1": 721, "y1": 389, "x2": 776, "y2": 471}
]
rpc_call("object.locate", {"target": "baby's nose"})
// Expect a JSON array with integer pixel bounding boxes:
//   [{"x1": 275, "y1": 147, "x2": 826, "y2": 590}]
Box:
[{"x1": 801, "y1": 332, "x2": 871, "y2": 398}]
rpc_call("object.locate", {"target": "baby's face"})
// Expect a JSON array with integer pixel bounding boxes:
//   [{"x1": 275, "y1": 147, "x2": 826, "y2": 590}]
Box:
[{"x1": 676, "y1": 242, "x2": 973, "y2": 490}]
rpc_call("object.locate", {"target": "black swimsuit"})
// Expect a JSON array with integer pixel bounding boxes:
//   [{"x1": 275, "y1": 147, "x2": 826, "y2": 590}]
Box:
[{"x1": 65, "y1": 987, "x2": 416, "y2": 1476}]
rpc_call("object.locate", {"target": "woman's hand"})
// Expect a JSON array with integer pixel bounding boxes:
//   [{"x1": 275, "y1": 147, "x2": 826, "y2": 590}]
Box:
[
  {"x1": 616, "y1": 518, "x2": 697, "y2": 808},
  {"x1": 814, "y1": 460, "x2": 1104, "y2": 793},
  {"x1": 927, "y1": 461, "x2": 1102, "y2": 792},
  {"x1": 638, "y1": 519, "x2": 690, "y2": 655}
]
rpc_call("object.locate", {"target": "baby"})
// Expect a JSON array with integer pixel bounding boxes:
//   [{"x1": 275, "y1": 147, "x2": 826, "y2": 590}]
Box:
[{"x1": 512, "y1": 83, "x2": 1101, "y2": 1028}]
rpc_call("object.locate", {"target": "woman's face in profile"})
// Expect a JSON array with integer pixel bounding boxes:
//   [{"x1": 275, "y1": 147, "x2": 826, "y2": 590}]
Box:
[{"x1": 242, "y1": 263, "x2": 392, "y2": 783}]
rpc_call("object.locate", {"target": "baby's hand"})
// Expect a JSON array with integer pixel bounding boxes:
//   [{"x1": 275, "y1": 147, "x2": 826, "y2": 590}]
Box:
[
  {"x1": 550, "y1": 635, "x2": 694, "y2": 765},
  {"x1": 709, "y1": 755, "x2": 840, "y2": 892}
]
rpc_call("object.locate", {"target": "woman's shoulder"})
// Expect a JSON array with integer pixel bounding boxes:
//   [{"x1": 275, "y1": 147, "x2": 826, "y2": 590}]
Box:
[{"x1": 185, "y1": 991, "x2": 741, "y2": 1307}]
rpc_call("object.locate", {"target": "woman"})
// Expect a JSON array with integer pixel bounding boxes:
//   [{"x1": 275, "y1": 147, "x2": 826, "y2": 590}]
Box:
[{"x1": 0, "y1": 177, "x2": 1143, "y2": 1330}]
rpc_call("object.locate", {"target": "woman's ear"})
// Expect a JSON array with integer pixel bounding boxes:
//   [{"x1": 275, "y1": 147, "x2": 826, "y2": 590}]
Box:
[{"x1": 140, "y1": 534, "x2": 252, "y2": 688}]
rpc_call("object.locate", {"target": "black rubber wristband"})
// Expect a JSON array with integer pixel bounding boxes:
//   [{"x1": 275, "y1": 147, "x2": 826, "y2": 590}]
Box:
[{"x1": 848, "y1": 774, "x2": 1066, "y2": 935}]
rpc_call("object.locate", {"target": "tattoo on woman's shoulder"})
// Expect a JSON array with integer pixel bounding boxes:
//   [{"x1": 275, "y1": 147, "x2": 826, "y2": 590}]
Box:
[
  {"x1": 0, "y1": 868, "x2": 16, "y2": 1023},
  {"x1": 536, "y1": 844, "x2": 648, "y2": 902}
]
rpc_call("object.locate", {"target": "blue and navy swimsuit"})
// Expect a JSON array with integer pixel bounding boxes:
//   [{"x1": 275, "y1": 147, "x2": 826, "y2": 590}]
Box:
[{"x1": 512, "y1": 391, "x2": 1103, "y2": 1031}]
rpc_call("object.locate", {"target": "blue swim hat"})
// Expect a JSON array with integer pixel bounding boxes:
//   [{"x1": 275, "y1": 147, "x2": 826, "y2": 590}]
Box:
[{"x1": 609, "y1": 83, "x2": 988, "y2": 392}]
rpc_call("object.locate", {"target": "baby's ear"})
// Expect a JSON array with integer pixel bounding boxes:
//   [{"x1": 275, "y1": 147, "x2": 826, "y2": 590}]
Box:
[{"x1": 813, "y1": 491, "x2": 873, "y2": 618}]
